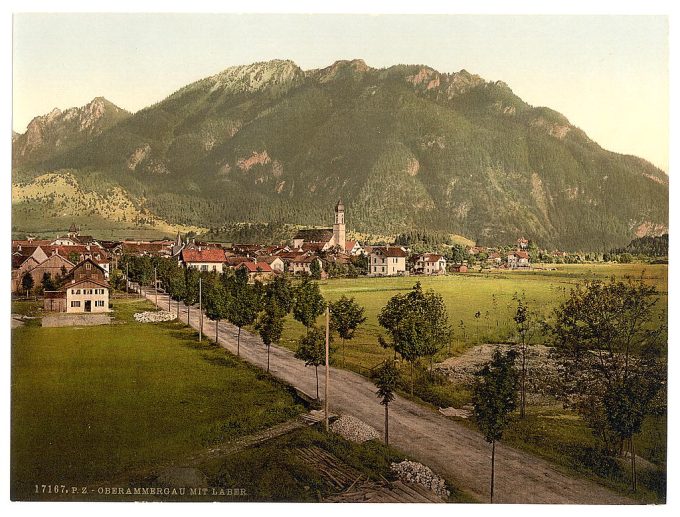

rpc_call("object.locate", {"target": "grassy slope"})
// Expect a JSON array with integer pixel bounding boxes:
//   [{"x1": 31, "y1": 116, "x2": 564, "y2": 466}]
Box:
[{"x1": 11, "y1": 298, "x2": 304, "y2": 500}]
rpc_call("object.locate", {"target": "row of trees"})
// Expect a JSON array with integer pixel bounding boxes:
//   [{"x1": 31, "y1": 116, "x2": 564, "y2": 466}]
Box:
[
  {"x1": 371, "y1": 277, "x2": 665, "y2": 501},
  {"x1": 122, "y1": 255, "x2": 665, "y2": 500}
]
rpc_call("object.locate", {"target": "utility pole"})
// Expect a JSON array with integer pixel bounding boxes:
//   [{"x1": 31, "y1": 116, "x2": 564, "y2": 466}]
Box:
[
  {"x1": 125, "y1": 263, "x2": 129, "y2": 295},
  {"x1": 325, "y1": 305, "x2": 330, "y2": 432},
  {"x1": 198, "y1": 277, "x2": 202, "y2": 342},
  {"x1": 154, "y1": 267, "x2": 158, "y2": 308}
]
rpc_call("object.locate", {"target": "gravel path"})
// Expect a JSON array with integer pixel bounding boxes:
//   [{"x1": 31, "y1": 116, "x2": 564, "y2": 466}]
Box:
[{"x1": 143, "y1": 288, "x2": 634, "y2": 504}]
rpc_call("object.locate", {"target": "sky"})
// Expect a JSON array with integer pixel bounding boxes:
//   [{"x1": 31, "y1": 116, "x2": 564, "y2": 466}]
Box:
[{"x1": 12, "y1": 13, "x2": 669, "y2": 171}]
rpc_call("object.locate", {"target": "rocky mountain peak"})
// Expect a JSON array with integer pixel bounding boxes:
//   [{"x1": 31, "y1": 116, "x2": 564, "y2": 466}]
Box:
[{"x1": 208, "y1": 59, "x2": 305, "y2": 94}]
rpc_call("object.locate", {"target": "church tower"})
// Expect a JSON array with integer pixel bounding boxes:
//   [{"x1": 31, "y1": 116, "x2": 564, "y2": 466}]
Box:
[{"x1": 333, "y1": 199, "x2": 346, "y2": 250}]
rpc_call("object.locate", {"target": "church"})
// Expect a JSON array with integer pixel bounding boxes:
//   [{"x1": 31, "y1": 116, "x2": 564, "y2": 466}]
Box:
[{"x1": 292, "y1": 200, "x2": 350, "y2": 252}]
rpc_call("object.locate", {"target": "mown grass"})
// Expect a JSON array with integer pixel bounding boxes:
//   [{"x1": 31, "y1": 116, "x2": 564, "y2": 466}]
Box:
[{"x1": 10, "y1": 298, "x2": 305, "y2": 500}]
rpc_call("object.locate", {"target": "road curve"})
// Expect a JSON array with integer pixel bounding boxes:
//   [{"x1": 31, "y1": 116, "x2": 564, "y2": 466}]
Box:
[{"x1": 144, "y1": 290, "x2": 634, "y2": 504}]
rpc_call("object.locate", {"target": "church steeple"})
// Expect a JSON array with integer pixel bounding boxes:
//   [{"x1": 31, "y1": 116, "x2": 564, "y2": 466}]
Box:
[{"x1": 333, "y1": 199, "x2": 346, "y2": 249}]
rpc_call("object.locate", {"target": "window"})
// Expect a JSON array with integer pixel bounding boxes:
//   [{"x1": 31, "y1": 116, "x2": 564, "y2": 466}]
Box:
[
  {"x1": 95, "y1": 300, "x2": 105, "y2": 307},
  {"x1": 76, "y1": 289, "x2": 81, "y2": 295},
  {"x1": 70, "y1": 301, "x2": 81, "y2": 308},
  {"x1": 212, "y1": 265, "x2": 217, "y2": 271},
  {"x1": 85, "y1": 263, "x2": 91, "y2": 270},
  {"x1": 201, "y1": 265, "x2": 208, "y2": 271},
  {"x1": 71, "y1": 289, "x2": 75, "y2": 294},
  {"x1": 382, "y1": 266, "x2": 385, "y2": 273}
]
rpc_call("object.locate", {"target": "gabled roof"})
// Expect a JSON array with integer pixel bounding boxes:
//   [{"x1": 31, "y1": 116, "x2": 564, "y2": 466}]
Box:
[
  {"x1": 258, "y1": 255, "x2": 284, "y2": 265},
  {"x1": 181, "y1": 248, "x2": 226, "y2": 263},
  {"x1": 60, "y1": 278, "x2": 110, "y2": 291},
  {"x1": 293, "y1": 228, "x2": 334, "y2": 242},
  {"x1": 371, "y1": 246, "x2": 408, "y2": 258},
  {"x1": 238, "y1": 261, "x2": 273, "y2": 273},
  {"x1": 418, "y1": 253, "x2": 443, "y2": 262}
]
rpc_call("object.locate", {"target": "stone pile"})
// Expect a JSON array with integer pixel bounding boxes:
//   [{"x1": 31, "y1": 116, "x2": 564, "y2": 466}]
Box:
[
  {"x1": 390, "y1": 460, "x2": 450, "y2": 499},
  {"x1": 329, "y1": 415, "x2": 381, "y2": 443},
  {"x1": 134, "y1": 311, "x2": 175, "y2": 323}
]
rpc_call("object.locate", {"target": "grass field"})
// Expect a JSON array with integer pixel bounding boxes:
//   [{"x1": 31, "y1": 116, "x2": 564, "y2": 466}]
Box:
[
  {"x1": 11, "y1": 298, "x2": 305, "y2": 500},
  {"x1": 276, "y1": 263, "x2": 668, "y2": 502},
  {"x1": 279, "y1": 263, "x2": 668, "y2": 375}
]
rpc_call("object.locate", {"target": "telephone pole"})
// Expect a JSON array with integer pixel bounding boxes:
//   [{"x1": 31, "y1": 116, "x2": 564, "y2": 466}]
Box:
[
  {"x1": 154, "y1": 267, "x2": 158, "y2": 307},
  {"x1": 325, "y1": 305, "x2": 330, "y2": 432},
  {"x1": 125, "y1": 263, "x2": 129, "y2": 295},
  {"x1": 198, "y1": 277, "x2": 203, "y2": 342}
]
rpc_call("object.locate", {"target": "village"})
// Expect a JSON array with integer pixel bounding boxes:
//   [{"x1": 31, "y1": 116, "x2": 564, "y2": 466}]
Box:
[{"x1": 11, "y1": 200, "x2": 546, "y2": 314}]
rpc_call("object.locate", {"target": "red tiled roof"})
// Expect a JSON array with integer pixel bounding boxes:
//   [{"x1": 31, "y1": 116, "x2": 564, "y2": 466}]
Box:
[
  {"x1": 238, "y1": 261, "x2": 273, "y2": 273},
  {"x1": 516, "y1": 251, "x2": 530, "y2": 259},
  {"x1": 259, "y1": 256, "x2": 283, "y2": 264},
  {"x1": 420, "y1": 253, "x2": 443, "y2": 262},
  {"x1": 372, "y1": 246, "x2": 408, "y2": 258},
  {"x1": 181, "y1": 248, "x2": 226, "y2": 263}
]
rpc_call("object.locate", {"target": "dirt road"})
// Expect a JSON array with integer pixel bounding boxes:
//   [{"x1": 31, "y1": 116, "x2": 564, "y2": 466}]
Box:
[{"x1": 145, "y1": 290, "x2": 634, "y2": 504}]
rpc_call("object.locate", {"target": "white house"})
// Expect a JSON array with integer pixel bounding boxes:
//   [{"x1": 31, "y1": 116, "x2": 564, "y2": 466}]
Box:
[
  {"x1": 369, "y1": 246, "x2": 408, "y2": 276},
  {"x1": 414, "y1": 253, "x2": 447, "y2": 275},
  {"x1": 507, "y1": 250, "x2": 531, "y2": 269}
]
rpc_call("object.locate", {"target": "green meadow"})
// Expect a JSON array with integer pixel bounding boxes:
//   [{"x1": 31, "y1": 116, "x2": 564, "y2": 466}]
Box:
[
  {"x1": 279, "y1": 263, "x2": 668, "y2": 374},
  {"x1": 10, "y1": 298, "x2": 305, "y2": 500}
]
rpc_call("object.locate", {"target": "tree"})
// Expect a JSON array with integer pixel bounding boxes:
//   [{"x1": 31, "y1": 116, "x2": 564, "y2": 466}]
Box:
[
  {"x1": 21, "y1": 271, "x2": 34, "y2": 297},
  {"x1": 257, "y1": 299, "x2": 286, "y2": 372},
  {"x1": 513, "y1": 295, "x2": 539, "y2": 419},
  {"x1": 378, "y1": 283, "x2": 451, "y2": 395},
  {"x1": 265, "y1": 275, "x2": 294, "y2": 313},
  {"x1": 374, "y1": 359, "x2": 400, "y2": 446},
  {"x1": 330, "y1": 296, "x2": 366, "y2": 367},
  {"x1": 293, "y1": 278, "x2": 326, "y2": 331},
  {"x1": 548, "y1": 277, "x2": 666, "y2": 491},
  {"x1": 183, "y1": 267, "x2": 200, "y2": 325},
  {"x1": 41, "y1": 272, "x2": 55, "y2": 292},
  {"x1": 204, "y1": 280, "x2": 232, "y2": 344},
  {"x1": 229, "y1": 279, "x2": 258, "y2": 357},
  {"x1": 167, "y1": 266, "x2": 186, "y2": 319},
  {"x1": 309, "y1": 258, "x2": 322, "y2": 279},
  {"x1": 294, "y1": 326, "x2": 329, "y2": 399},
  {"x1": 471, "y1": 349, "x2": 519, "y2": 503}
]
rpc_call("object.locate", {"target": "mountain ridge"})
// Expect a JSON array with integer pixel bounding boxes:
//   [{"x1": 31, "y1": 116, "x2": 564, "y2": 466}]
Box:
[{"x1": 12, "y1": 59, "x2": 668, "y2": 250}]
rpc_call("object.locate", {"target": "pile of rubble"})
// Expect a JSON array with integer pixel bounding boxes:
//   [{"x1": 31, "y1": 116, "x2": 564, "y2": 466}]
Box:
[
  {"x1": 133, "y1": 311, "x2": 176, "y2": 323},
  {"x1": 435, "y1": 343, "x2": 560, "y2": 401},
  {"x1": 329, "y1": 415, "x2": 381, "y2": 443},
  {"x1": 391, "y1": 460, "x2": 450, "y2": 499}
]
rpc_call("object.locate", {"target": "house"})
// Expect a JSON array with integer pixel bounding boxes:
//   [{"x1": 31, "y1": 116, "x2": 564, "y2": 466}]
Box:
[
  {"x1": 414, "y1": 253, "x2": 447, "y2": 275},
  {"x1": 180, "y1": 247, "x2": 226, "y2": 273},
  {"x1": 369, "y1": 246, "x2": 408, "y2": 276},
  {"x1": 450, "y1": 264, "x2": 468, "y2": 273},
  {"x1": 486, "y1": 252, "x2": 502, "y2": 266},
  {"x1": 236, "y1": 261, "x2": 275, "y2": 282},
  {"x1": 11, "y1": 255, "x2": 39, "y2": 292},
  {"x1": 507, "y1": 250, "x2": 531, "y2": 269},
  {"x1": 45, "y1": 258, "x2": 110, "y2": 313},
  {"x1": 257, "y1": 255, "x2": 285, "y2": 273},
  {"x1": 11, "y1": 250, "x2": 75, "y2": 292},
  {"x1": 290, "y1": 255, "x2": 324, "y2": 276},
  {"x1": 344, "y1": 240, "x2": 364, "y2": 256},
  {"x1": 517, "y1": 237, "x2": 529, "y2": 250}
]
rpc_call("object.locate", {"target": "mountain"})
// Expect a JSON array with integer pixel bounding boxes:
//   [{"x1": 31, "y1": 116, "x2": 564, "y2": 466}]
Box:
[
  {"x1": 13, "y1": 97, "x2": 130, "y2": 168},
  {"x1": 12, "y1": 59, "x2": 668, "y2": 250}
]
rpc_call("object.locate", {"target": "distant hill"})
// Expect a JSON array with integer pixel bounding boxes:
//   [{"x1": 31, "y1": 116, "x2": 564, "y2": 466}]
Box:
[
  {"x1": 612, "y1": 234, "x2": 668, "y2": 257},
  {"x1": 12, "y1": 59, "x2": 668, "y2": 249}
]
